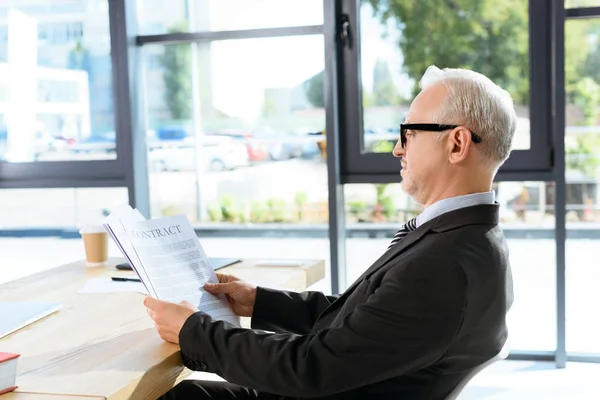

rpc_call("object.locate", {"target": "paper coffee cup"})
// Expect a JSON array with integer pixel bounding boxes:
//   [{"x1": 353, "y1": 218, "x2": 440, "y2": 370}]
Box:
[{"x1": 79, "y1": 224, "x2": 108, "y2": 266}]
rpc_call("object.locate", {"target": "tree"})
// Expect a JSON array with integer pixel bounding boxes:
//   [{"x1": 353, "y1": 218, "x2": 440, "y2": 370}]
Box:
[
  {"x1": 68, "y1": 41, "x2": 91, "y2": 73},
  {"x1": 582, "y1": 43, "x2": 600, "y2": 85},
  {"x1": 262, "y1": 96, "x2": 278, "y2": 118},
  {"x1": 304, "y1": 71, "x2": 324, "y2": 108},
  {"x1": 372, "y1": 58, "x2": 400, "y2": 106},
  {"x1": 159, "y1": 21, "x2": 192, "y2": 120},
  {"x1": 365, "y1": 0, "x2": 529, "y2": 104},
  {"x1": 565, "y1": 21, "x2": 593, "y2": 104},
  {"x1": 566, "y1": 133, "x2": 600, "y2": 178},
  {"x1": 573, "y1": 77, "x2": 600, "y2": 126}
]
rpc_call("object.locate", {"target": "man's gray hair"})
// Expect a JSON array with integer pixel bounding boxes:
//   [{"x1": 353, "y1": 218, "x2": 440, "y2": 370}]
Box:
[{"x1": 419, "y1": 66, "x2": 517, "y2": 170}]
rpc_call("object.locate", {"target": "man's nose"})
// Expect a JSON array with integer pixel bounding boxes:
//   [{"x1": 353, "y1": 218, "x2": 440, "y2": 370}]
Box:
[{"x1": 392, "y1": 139, "x2": 404, "y2": 158}]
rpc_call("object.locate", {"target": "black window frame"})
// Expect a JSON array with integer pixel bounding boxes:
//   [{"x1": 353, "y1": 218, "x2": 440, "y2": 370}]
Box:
[
  {"x1": 0, "y1": 0, "x2": 139, "y2": 198},
  {"x1": 337, "y1": 0, "x2": 555, "y2": 184}
]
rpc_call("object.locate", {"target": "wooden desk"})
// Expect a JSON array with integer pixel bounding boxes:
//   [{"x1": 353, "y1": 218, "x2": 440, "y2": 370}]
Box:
[
  {"x1": 0, "y1": 257, "x2": 324, "y2": 400},
  {"x1": 4, "y1": 394, "x2": 102, "y2": 400}
]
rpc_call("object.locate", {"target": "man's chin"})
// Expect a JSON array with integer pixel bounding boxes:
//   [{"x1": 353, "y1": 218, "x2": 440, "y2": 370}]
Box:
[{"x1": 401, "y1": 179, "x2": 416, "y2": 197}]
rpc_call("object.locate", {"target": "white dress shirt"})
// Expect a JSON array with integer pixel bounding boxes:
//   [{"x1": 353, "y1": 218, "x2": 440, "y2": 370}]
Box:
[{"x1": 415, "y1": 191, "x2": 496, "y2": 228}]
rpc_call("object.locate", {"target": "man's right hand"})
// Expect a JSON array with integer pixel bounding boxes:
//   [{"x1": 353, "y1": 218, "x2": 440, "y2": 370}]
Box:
[{"x1": 204, "y1": 273, "x2": 257, "y2": 317}]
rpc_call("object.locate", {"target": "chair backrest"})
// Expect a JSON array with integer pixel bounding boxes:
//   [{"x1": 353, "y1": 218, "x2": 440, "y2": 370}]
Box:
[{"x1": 444, "y1": 339, "x2": 510, "y2": 400}]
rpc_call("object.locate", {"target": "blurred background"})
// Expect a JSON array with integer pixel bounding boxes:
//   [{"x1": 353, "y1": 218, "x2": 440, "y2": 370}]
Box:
[{"x1": 2, "y1": 1, "x2": 600, "y2": 395}]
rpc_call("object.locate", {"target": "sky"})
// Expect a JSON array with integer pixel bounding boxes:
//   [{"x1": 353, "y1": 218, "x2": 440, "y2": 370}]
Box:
[{"x1": 203, "y1": 0, "x2": 411, "y2": 120}]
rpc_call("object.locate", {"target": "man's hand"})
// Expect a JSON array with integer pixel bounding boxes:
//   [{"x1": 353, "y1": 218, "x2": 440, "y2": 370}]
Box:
[
  {"x1": 144, "y1": 296, "x2": 198, "y2": 344},
  {"x1": 204, "y1": 273, "x2": 257, "y2": 317}
]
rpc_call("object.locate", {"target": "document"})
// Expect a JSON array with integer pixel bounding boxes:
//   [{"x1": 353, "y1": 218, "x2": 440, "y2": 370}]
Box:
[
  {"x1": 104, "y1": 207, "x2": 240, "y2": 327},
  {"x1": 103, "y1": 206, "x2": 156, "y2": 297}
]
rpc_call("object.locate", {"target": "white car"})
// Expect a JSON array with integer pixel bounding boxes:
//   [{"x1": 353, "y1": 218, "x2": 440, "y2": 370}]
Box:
[{"x1": 149, "y1": 135, "x2": 249, "y2": 172}]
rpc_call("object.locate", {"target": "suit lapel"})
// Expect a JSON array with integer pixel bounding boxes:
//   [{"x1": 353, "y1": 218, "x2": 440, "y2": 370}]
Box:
[
  {"x1": 317, "y1": 222, "x2": 433, "y2": 323},
  {"x1": 314, "y1": 203, "x2": 500, "y2": 325},
  {"x1": 342, "y1": 222, "x2": 432, "y2": 295}
]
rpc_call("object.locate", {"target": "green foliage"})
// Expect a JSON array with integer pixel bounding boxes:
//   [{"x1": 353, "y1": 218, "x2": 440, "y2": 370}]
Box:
[
  {"x1": 161, "y1": 205, "x2": 181, "y2": 217},
  {"x1": 372, "y1": 58, "x2": 401, "y2": 106},
  {"x1": 207, "y1": 201, "x2": 223, "y2": 222},
  {"x1": 373, "y1": 183, "x2": 397, "y2": 219},
  {"x1": 365, "y1": 0, "x2": 529, "y2": 104},
  {"x1": 262, "y1": 96, "x2": 278, "y2": 118},
  {"x1": 582, "y1": 41, "x2": 600, "y2": 85},
  {"x1": 372, "y1": 140, "x2": 395, "y2": 153},
  {"x1": 565, "y1": 21, "x2": 594, "y2": 106},
  {"x1": 68, "y1": 40, "x2": 90, "y2": 71},
  {"x1": 219, "y1": 194, "x2": 241, "y2": 221},
  {"x1": 566, "y1": 134, "x2": 600, "y2": 178},
  {"x1": 304, "y1": 71, "x2": 324, "y2": 108},
  {"x1": 380, "y1": 196, "x2": 397, "y2": 219},
  {"x1": 565, "y1": 20, "x2": 600, "y2": 127},
  {"x1": 363, "y1": 87, "x2": 375, "y2": 108},
  {"x1": 160, "y1": 21, "x2": 192, "y2": 120},
  {"x1": 250, "y1": 201, "x2": 268, "y2": 223},
  {"x1": 266, "y1": 198, "x2": 288, "y2": 222},
  {"x1": 294, "y1": 191, "x2": 308, "y2": 206},
  {"x1": 375, "y1": 184, "x2": 388, "y2": 203},
  {"x1": 294, "y1": 191, "x2": 309, "y2": 220},
  {"x1": 348, "y1": 200, "x2": 367, "y2": 216},
  {"x1": 573, "y1": 77, "x2": 600, "y2": 126}
]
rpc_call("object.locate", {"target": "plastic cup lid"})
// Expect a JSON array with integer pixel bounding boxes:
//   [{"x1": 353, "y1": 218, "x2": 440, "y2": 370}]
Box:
[{"x1": 79, "y1": 224, "x2": 106, "y2": 234}]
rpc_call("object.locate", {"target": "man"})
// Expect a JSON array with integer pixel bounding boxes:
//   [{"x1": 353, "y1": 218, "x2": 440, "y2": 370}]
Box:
[{"x1": 145, "y1": 65, "x2": 515, "y2": 399}]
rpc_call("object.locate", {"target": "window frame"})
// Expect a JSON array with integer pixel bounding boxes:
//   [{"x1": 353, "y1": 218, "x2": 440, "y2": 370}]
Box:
[
  {"x1": 0, "y1": 0, "x2": 137, "y2": 194},
  {"x1": 337, "y1": 0, "x2": 555, "y2": 184}
]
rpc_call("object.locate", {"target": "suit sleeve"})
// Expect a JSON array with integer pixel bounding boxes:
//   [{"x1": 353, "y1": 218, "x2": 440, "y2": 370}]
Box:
[
  {"x1": 178, "y1": 256, "x2": 466, "y2": 398},
  {"x1": 250, "y1": 287, "x2": 339, "y2": 334}
]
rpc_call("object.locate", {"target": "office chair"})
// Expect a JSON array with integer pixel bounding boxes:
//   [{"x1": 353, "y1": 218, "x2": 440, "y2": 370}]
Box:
[{"x1": 445, "y1": 338, "x2": 510, "y2": 400}]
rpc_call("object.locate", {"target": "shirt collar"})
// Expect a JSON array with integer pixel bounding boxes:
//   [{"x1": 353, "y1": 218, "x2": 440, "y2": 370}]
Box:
[{"x1": 415, "y1": 191, "x2": 496, "y2": 228}]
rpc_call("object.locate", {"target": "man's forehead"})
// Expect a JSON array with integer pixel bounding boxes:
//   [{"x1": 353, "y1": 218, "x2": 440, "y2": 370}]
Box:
[{"x1": 406, "y1": 84, "x2": 447, "y2": 123}]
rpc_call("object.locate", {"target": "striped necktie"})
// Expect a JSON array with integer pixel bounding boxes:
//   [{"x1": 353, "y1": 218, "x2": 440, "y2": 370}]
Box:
[{"x1": 388, "y1": 217, "x2": 417, "y2": 250}]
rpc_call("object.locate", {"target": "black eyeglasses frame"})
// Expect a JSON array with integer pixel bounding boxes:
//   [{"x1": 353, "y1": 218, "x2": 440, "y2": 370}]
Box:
[{"x1": 399, "y1": 123, "x2": 483, "y2": 148}]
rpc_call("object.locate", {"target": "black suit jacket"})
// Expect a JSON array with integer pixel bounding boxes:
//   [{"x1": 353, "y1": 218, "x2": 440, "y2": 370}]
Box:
[{"x1": 179, "y1": 204, "x2": 513, "y2": 399}]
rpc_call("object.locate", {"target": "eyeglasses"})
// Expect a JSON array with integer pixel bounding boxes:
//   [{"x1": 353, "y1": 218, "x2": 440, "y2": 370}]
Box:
[{"x1": 399, "y1": 123, "x2": 483, "y2": 148}]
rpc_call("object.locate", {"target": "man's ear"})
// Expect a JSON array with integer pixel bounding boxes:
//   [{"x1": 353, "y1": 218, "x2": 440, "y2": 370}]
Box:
[{"x1": 447, "y1": 127, "x2": 472, "y2": 164}]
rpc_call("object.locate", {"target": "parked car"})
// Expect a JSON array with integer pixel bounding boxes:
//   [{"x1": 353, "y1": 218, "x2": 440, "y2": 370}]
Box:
[
  {"x1": 149, "y1": 135, "x2": 249, "y2": 172},
  {"x1": 252, "y1": 127, "x2": 304, "y2": 161},
  {"x1": 155, "y1": 126, "x2": 189, "y2": 141},
  {"x1": 0, "y1": 128, "x2": 76, "y2": 160},
  {"x1": 69, "y1": 131, "x2": 116, "y2": 154},
  {"x1": 0, "y1": 129, "x2": 6, "y2": 161},
  {"x1": 210, "y1": 129, "x2": 270, "y2": 162}
]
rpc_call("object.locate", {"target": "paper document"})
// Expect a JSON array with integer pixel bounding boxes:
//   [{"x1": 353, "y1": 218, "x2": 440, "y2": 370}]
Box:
[
  {"x1": 104, "y1": 208, "x2": 240, "y2": 327},
  {"x1": 79, "y1": 278, "x2": 148, "y2": 295},
  {"x1": 103, "y1": 206, "x2": 155, "y2": 297}
]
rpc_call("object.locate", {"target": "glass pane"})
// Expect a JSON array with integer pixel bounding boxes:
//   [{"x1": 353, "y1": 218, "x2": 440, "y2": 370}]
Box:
[
  {"x1": 344, "y1": 181, "x2": 556, "y2": 352},
  {"x1": 565, "y1": 18, "x2": 600, "y2": 354},
  {"x1": 566, "y1": 0, "x2": 600, "y2": 7},
  {"x1": 360, "y1": 1, "x2": 530, "y2": 154},
  {"x1": 143, "y1": 37, "x2": 327, "y2": 229},
  {"x1": 0, "y1": 1, "x2": 115, "y2": 163},
  {"x1": 0, "y1": 187, "x2": 128, "y2": 284},
  {"x1": 138, "y1": 0, "x2": 323, "y2": 35}
]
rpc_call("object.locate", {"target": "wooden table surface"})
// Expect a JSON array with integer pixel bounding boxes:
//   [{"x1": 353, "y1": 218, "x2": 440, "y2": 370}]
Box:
[
  {"x1": 3, "y1": 394, "x2": 102, "y2": 400},
  {"x1": 0, "y1": 257, "x2": 325, "y2": 399}
]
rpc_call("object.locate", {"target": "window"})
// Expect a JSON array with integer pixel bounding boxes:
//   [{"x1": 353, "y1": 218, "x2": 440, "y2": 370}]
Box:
[
  {"x1": 0, "y1": 0, "x2": 115, "y2": 163},
  {"x1": 360, "y1": 1, "x2": 530, "y2": 154},
  {"x1": 343, "y1": 181, "x2": 556, "y2": 352},
  {"x1": 0, "y1": 187, "x2": 129, "y2": 284},
  {"x1": 142, "y1": 36, "x2": 328, "y2": 227},
  {"x1": 564, "y1": 18, "x2": 600, "y2": 354},
  {"x1": 137, "y1": 0, "x2": 323, "y2": 35},
  {"x1": 566, "y1": 0, "x2": 600, "y2": 7},
  {"x1": 339, "y1": 0, "x2": 553, "y2": 181}
]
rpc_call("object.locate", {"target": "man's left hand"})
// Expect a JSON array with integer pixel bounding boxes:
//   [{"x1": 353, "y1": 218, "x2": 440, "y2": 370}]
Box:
[{"x1": 144, "y1": 296, "x2": 198, "y2": 344}]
